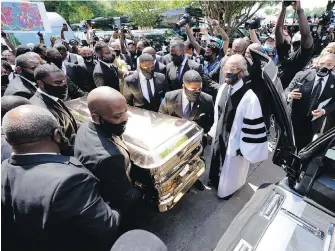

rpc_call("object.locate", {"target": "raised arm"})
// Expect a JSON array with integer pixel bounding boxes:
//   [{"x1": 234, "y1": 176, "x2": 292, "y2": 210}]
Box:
[
  {"x1": 213, "y1": 25, "x2": 229, "y2": 54},
  {"x1": 249, "y1": 29, "x2": 261, "y2": 44},
  {"x1": 275, "y1": 3, "x2": 287, "y2": 46},
  {"x1": 1, "y1": 32, "x2": 16, "y2": 54},
  {"x1": 293, "y1": 1, "x2": 313, "y2": 49},
  {"x1": 185, "y1": 23, "x2": 203, "y2": 54}
]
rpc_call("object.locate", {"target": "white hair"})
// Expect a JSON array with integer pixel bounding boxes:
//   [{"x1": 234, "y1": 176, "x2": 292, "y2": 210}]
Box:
[{"x1": 226, "y1": 54, "x2": 248, "y2": 75}]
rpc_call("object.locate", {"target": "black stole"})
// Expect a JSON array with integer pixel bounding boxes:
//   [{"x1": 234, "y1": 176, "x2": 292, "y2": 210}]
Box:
[{"x1": 211, "y1": 83, "x2": 250, "y2": 169}]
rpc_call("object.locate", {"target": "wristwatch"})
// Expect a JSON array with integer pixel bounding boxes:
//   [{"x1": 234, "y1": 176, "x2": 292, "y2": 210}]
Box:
[{"x1": 297, "y1": 8, "x2": 304, "y2": 15}]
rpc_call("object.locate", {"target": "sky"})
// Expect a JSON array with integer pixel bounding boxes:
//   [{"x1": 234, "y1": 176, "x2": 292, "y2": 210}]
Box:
[{"x1": 301, "y1": 0, "x2": 329, "y2": 9}]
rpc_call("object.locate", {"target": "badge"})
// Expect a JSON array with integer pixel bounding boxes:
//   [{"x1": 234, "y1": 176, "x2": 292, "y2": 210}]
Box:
[{"x1": 331, "y1": 84, "x2": 334, "y2": 89}]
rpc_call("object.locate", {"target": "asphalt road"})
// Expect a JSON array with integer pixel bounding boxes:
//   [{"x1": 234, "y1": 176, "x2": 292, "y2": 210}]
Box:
[{"x1": 131, "y1": 148, "x2": 286, "y2": 251}]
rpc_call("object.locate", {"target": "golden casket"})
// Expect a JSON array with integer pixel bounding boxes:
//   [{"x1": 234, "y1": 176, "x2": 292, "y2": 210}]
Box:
[{"x1": 66, "y1": 97, "x2": 205, "y2": 212}]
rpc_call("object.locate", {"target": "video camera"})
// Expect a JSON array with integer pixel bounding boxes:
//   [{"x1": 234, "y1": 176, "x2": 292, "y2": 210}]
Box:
[
  {"x1": 283, "y1": 1, "x2": 296, "y2": 7},
  {"x1": 245, "y1": 18, "x2": 262, "y2": 30},
  {"x1": 176, "y1": 13, "x2": 191, "y2": 28}
]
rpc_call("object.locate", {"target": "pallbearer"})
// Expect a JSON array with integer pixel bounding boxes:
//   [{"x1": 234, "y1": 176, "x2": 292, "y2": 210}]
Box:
[{"x1": 208, "y1": 54, "x2": 268, "y2": 199}]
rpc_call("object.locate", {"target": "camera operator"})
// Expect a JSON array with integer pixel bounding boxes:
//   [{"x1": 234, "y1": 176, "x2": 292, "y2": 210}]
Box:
[
  {"x1": 250, "y1": 27, "x2": 278, "y2": 64},
  {"x1": 184, "y1": 19, "x2": 229, "y2": 58},
  {"x1": 275, "y1": 1, "x2": 314, "y2": 89}
]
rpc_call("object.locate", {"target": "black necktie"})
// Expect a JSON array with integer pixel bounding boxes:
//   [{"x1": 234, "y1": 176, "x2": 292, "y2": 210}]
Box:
[
  {"x1": 183, "y1": 102, "x2": 191, "y2": 119},
  {"x1": 307, "y1": 77, "x2": 323, "y2": 116},
  {"x1": 146, "y1": 79, "x2": 154, "y2": 102}
]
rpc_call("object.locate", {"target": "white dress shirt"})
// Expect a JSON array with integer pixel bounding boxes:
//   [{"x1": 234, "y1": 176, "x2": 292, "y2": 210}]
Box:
[
  {"x1": 177, "y1": 56, "x2": 188, "y2": 78},
  {"x1": 230, "y1": 78, "x2": 244, "y2": 95},
  {"x1": 182, "y1": 89, "x2": 193, "y2": 113},
  {"x1": 139, "y1": 70, "x2": 155, "y2": 102},
  {"x1": 313, "y1": 74, "x2": 328, "y2": 97}
]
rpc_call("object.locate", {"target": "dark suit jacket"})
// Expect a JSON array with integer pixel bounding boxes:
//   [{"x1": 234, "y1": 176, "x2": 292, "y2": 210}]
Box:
[
  {"x1": 285, "y1": 69, "x2": 335, "y2": 133},
  {"x1": 65, "y1": 62, "x2": 95, "y2": 92},
  {"x1": 166, "y1": 58, "x2": 211, "y2": 91},
  {"x1": 93, "y1": 61, "x2": 120, "y2": 91},
  {"x1": 1, "y1": 135, "x2": 11, "y2": 163},
  {"x1": 74, "y1": 121, "x2": 135, "y2": 209},
  {"x1": 4, "y1": 75, "x2": 36, "y2": 99},
  {"x1": 124, "y1": 71, "x2": 168, "y2": 112},
  {"x1": 30, "y1": 91, "x2": 78, "y2": 156},
  {"x1": 155, "y1": 60, "x2": 166, "y2": 75},
  {"x1": 1, "y1": 154, "x2": 120, "y2": 251},
  {"x1": 158, "y1": 89, "x2": 214, "y2": 133}
]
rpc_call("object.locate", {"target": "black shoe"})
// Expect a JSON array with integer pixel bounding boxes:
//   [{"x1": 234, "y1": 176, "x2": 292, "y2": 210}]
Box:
[
  {"x1": 220, "y1": 194, "x2": 233, "y2": 200},
  {"x1": 193, "y1": 180, "x2": 205, "y2": 191},
  {"x1": 207, "y1": 180, "x2": 218, "y2": 188}
]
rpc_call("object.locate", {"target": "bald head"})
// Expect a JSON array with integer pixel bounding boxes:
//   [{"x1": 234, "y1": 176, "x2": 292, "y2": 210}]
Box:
[
  {"x1": 88, "y1": 87, "x2": 128, "y2": 125},
  {"x1": 2, "y1": 105, "x2": 59, "y2": 146},
  {"x1": 142, "y1": 47, "x2": 156, "y2": 59},
  {"x1": 1, "y1": 96, "x2": 31, "y2": 120},
  {"x1": 232, "y1": 38, "x2": 248, "y2": 55}
]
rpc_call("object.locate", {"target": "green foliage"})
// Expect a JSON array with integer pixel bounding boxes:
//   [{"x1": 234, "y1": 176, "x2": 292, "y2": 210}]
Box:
[
  {"x1": 115, "y1": 0, "x2": 190, "y2": 28},
  {"x1": 43, "y1": 1, "x2": 119, "y2": 24}
]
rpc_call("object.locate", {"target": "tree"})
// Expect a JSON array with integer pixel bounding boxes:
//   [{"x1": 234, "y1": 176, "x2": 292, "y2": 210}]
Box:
[
  {"x1": 198, "y1": 1, "x2": 275, "y2": 36},
  {"x1": 115, "y1": 0, "x2": 190, "y2": 28},
  {"x1": 43, "y1": 1, "x2": 119, "y2": 24}
]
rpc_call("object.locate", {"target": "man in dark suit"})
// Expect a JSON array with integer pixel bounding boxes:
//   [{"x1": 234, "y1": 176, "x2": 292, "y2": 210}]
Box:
[
  {"x1": 74, "y1": 87, "x2": 141, "y2": 213},
  {"x1": 93, "y1": 42, "x2": 120, "y2": 91},
  {"x1": 159, "y1": 70, "x2": 214, "y2": 190},
  {"x1": 142, "y1": 47, "x2": 166, "y2": 75},
  {"x1": 30, "y1": 64, "x2": 78, "y2": 156},
  {"x1": 1, "y1": 105, "x2": 120, "y2": 251},
  {"x1": 1, "y1": 95, "x2": 31, "y2": 162},
  {"x1": 166, "y1": 39, "x2": 211, "y2": 92},
  {"x1": 285, "y1": 53, "x2": 335, "y2": 151},
  {"x1": 124, "y1": 53, "x2": 167, "y2": 112},
  {"x1": 79, "y1": 47, "x2": 97, "y2": 91},
  {"x1": 55, "y1": 44, "x2": 84, "y2": 65},
  {"x1": 46, "y1": 48, "x2": 88, "y2": 95},
  {"x1": 4, "y1": 53, "x2": 41, "y2": 98}
]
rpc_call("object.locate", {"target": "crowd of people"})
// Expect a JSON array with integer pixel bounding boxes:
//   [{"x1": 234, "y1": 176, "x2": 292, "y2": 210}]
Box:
[{"x1": 1, "y1": 1, "x2": 335, "y2": 250}]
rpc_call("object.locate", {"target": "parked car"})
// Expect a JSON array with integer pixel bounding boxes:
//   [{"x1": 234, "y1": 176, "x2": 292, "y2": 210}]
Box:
[{"x1": 214, "y1": 49, "x2": 335, "y2": 251}]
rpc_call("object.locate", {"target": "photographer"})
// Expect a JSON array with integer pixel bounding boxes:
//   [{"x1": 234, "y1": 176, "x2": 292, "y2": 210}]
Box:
[
  {"x1": 275, "y1": 1, "x2": 314, "y2": 89},
  {"x1": 184, "y1": 19, "x2": 229, "y2": 58},
  {"x1": 249, "y1": 23, "x2": 278, "y2": 64}
]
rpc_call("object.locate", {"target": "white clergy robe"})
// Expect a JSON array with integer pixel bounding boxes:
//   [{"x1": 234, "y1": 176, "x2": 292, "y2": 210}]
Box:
[{"x1": 209, "y1": 80, "x2": 268, "y2": 198}]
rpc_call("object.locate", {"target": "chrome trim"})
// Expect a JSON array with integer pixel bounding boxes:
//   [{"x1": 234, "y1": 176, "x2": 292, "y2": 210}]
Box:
[
  {"x1": 233, "y1": 239, "x2": 253, "y2": 251},
  {"x1": 260, "y1": 191, "x2": 284, "y2": 220},
  {"x1": 323, "y1": 223, "x2": 334, "y2": 251},
  {"x1": 280, "y1": 208, "x2": 325, "y2": 240}
]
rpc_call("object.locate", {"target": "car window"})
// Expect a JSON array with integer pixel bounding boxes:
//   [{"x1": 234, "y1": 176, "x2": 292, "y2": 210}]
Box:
[{"x1": 4, "y1": 26, "x2": 77, "y2": 47}]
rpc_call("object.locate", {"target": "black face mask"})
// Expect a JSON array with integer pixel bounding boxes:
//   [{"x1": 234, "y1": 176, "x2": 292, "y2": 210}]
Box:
[
  {"x1": 316, "y1": 66, "x2": 332, "y2": 77},
  {"x1": 99, "y1": 116, "x2": 128, "y2": 137},
  {"x1": 1, "y1": 75, "x2": 9, "y2": 86},
  {"x1": 22, "y1": 71, "x2": 35, "y2": 82},
  {"x1": 102, "y1": 54, "x2": 115, "y2": 64},
  {"x1": 184, "y1": 87, "x2": 201, "y2": 103},
  {"x1": 204, "y1": 54, "x2": 214, "y2": 62},
  {"x1": 136, "y1": 50, "x2": 142, "y2": 57},
  {"x1": 172, "y1": 54, "x2": 184, "y2": 66},
  {"x1": 114, "y1": 50, "x2": 121, "y2": 56},
  {"x1": 48, "y1": 58, "x2": 63, "y2": 69},
  {"x1": 82, "y1": 56, "x2": 94, "y2": 64},
  {"x1": 140, "y1": 68, "x2": 154, "y2": 79},
  {"x1": 44, "y1": 83, "x2": 68, "y2": 100}
]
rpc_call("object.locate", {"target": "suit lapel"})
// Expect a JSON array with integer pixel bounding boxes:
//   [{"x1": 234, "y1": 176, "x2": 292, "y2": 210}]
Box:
[
  {"x1": 181, "y1": 60, "x2": 190, "y2": 80},
  {"x1": 189, "y1": 97, "x2": 201, "y2": 121},
  {"x1": 174, "y1": 91, "x2": 183, "y2": 118},
  {"x1": 302, "y1": 72, "x2": 315, "y2": 101},
  {"x1": 319, "y1": 73, "x2": 335, "y2": 102},
  {"x1": 136, "y1": 75, "x2": 149, "y2": 105}
]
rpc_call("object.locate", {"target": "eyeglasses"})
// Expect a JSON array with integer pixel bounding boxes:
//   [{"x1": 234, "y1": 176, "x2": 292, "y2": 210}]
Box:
[{"x1": 223, "y1": 66, "x2": 241, "y2": 73}]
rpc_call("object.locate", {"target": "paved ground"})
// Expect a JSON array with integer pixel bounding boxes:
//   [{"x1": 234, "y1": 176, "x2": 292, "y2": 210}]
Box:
[{"x1": 132, "y1": 148, "x2": 286, "y2": 251}]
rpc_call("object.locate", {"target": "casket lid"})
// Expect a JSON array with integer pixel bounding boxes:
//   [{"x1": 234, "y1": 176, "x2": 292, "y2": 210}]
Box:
[{"x1": 66, "y1": 97, "x2": 203, "y2": 169}]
